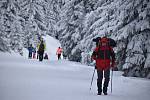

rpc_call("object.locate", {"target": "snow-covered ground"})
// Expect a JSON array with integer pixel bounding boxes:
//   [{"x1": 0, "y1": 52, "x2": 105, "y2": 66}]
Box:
[{"x1": 0, "y1": 35, "x2": 150, "y2": 100}]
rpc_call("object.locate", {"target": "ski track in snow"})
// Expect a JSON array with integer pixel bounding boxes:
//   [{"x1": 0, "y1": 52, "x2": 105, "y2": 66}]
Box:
[{"x1": 0, "y1": 35, "x2": 150, "y2": 100}]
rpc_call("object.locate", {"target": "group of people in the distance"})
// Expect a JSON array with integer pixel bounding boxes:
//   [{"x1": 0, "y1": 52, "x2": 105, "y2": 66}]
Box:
[{"x1": 28, "y1": 40, "x2": 63, "y2": 61}]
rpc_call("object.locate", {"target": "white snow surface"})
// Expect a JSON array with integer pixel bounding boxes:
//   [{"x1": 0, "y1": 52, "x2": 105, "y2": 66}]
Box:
[{"x1": 0, "y1": 36, "x2": 150, "y2": 100}]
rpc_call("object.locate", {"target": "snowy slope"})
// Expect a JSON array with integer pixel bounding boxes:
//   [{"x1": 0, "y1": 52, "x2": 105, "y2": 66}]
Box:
[
  {"x1": 43, "y1": 35, "x2": 62, "y2": 61},
  {"x1": 0, "y1": 52, "x2": 150, "y2": 100}
]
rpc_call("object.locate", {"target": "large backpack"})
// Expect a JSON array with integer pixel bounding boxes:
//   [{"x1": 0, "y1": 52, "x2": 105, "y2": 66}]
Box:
[
  {"x1": 97, "y1": 37, "x2": 116, "y2": 60},
  {"x1": 93, "y1": 37, "x2": 116, "y2": 47}
]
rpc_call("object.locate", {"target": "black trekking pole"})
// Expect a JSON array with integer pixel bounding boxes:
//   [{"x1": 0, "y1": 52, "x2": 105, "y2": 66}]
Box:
[
  {"x1": 90, "y1": 68, "x2": 96, "y2": 90},
  {"x1": 111, "y1": 68, "x2": 113, "y2": 93}
]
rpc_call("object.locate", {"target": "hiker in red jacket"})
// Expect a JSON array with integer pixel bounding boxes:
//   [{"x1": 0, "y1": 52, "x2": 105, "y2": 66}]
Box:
[
  {"x1": 56, "y1": 47, "x2": 63, "y2": 60},
  {"x1": 91, "y1": 37, "x2": 116, "y2": 95}
]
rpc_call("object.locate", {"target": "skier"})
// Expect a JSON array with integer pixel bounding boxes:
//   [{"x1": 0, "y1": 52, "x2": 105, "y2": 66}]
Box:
[
  {"x1": 28, "y1": 44, "x2": 33, "y2": 59},
  {"x1": 91, "y1": 37, "x2": 116, "y2": 95},
  {"x1": 38, "y1": 40, "x2": 45, "y2": 61},
  {"x1": 56, "y1": 47, "x2": 63, "y2": 60}
]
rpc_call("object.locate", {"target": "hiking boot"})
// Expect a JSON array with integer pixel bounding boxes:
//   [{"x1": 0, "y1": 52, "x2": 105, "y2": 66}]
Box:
[
  {"x1": 103, "y1": 92, "x2": 108, "y2": 95},
  {"x1": 103, "y1": 87, "x2": 108, "y2": 95},
  {"x1": 97, "y1": 92, "x2": 102, "y2": 95}
]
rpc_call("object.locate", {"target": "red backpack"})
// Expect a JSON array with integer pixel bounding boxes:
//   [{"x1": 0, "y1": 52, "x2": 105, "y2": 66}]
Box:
[
  {"x1": 93, "y1": 37, "x2": 116, "y2": 47},
  {"x1": 97, "y1": 37, "x2": 113, "y2": 60}
]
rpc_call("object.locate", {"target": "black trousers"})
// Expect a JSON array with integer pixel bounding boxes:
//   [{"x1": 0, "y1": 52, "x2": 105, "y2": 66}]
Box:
[
  {"x1": 58, "y1": 54, "x2": 61, "y2": 60},
  {"x1": 28, "y1": 52, "x2": 32, "y2": 59},
  {"x1": 39, "y1": 52, "x2": 44, "y2": 61},
  {"x1": 97, "y1": 69, "x2": 110, "y2": 93},
  {"x1": 37, "y1": 52, "x2": 39, "y2": 59}
]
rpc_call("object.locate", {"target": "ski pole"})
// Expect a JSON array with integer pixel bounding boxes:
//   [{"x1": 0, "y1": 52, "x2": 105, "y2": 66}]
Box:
[
  {"x1": 90, "y1": 68, "x2": 96, "y2": 90},
  {"x1": 111, "y1": 68, "x2": 113, "y2": 93}
]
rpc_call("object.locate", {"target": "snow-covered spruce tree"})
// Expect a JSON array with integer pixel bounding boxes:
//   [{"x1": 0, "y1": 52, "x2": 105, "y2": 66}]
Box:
[
  {"x1": 18, "y1": 0, "x2": 47, "y2": 48},
  {"x1": 44, "y1": 0, "x2": 64, "y2": 38},
  {"x1": 57, "y1": 0, "x2": 86, "y2": 62},
  {"x1": 0, "y1": 0, "x2": 50, "y2": 54},
  {"x1": 0, "y1": 0, "x2": 24, "y2": 54},
  {"x1": 73, "y1": 0, "x2": 116, "y2": 64},
  {"x1": 0, "y1": 1, "x2": 9, "y2": 52},
  {"x1": 111, "y1": 0, "x2": 150, "y2": 78}
]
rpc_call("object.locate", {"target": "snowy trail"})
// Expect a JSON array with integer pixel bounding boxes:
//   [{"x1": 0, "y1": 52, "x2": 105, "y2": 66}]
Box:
[
  {"x1": 0, "y1": 53, "x2": 150, "y2": 100},
  {"x1": 0, "y1": 35, "x2": 150, "y2": 100}
]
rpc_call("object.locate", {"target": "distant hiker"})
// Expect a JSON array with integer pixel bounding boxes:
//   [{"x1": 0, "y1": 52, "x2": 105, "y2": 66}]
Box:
[
  {"x1": 38, "y1": 40, "x2": 45, "y2": 61},
  {"x1": 44, "y1": 53, "x2": 48, "y2": 60},
  {"x1": 28, "y1": 44, "x2": 33, "y2": 59},
  {"x1": 91, "y1": 37, "x2": 116, "y2": 95},
  {"x1": 32, "y1": 47, "x2": 36, "y2": 59},
  {"x1": 56, "y1": 47, "x2": 63, "y2": 60}
]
